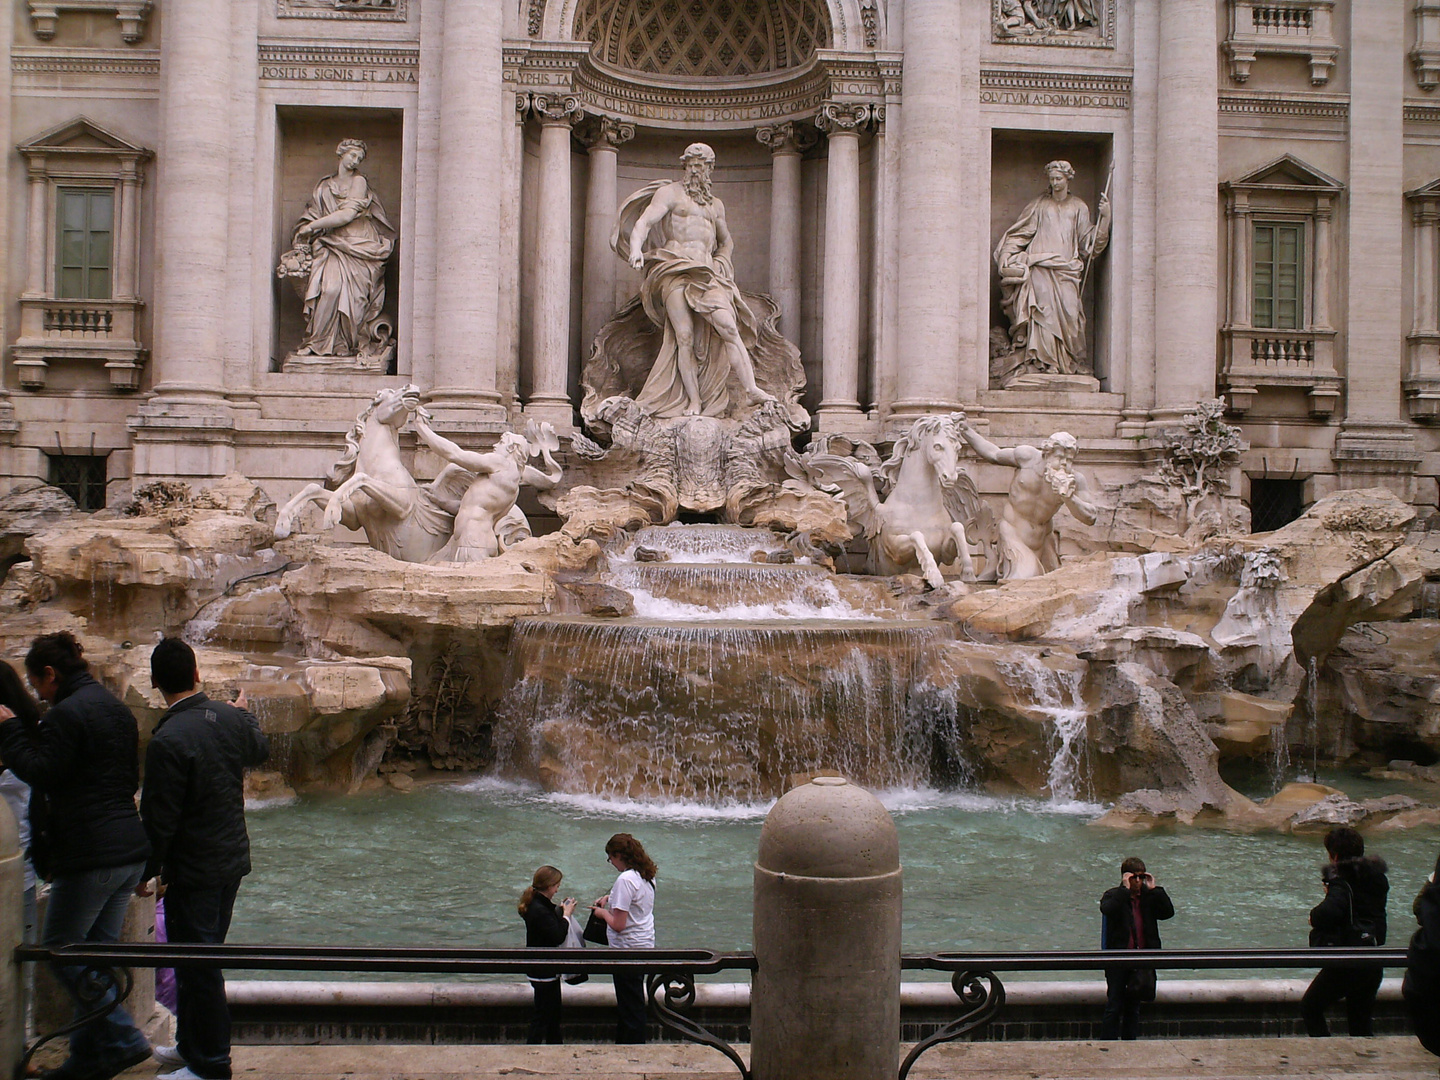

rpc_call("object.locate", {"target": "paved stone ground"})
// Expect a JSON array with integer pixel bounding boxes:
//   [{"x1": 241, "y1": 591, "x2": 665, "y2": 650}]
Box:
[{"x1": 97, "y1": 1037, "x2": 1435, "y2": 1079}]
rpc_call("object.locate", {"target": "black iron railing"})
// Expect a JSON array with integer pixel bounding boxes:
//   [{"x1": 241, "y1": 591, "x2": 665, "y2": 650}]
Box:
[{"x1": 14, "y1": 943, "x2": 1409, "y2": 1080}]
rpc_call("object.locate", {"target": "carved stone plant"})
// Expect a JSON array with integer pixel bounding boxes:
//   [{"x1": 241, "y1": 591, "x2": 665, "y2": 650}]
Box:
[{"x1": 1157, "y1": 398, "x2": 1246, "y2": 535}]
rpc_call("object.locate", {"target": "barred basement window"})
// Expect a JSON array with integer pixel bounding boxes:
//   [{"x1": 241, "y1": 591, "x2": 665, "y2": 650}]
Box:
[
  {"x1": 46, "y1": 453, "x2": 107, "y2": 511},
  {"x1": 1248, "y1": 478, "x2": 1305, "y2": 533}
]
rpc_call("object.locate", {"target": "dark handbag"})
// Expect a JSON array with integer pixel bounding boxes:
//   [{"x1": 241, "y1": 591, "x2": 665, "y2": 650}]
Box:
[
  {"x1": 26, "y1": 790, "x2": 53, "y2": 883},
  {"x1": 1126, "y1": 967, "x2": 1158, "y2": 1003},
  {"x1": 583, "y1": 908, "x2": 609, "y2": 945}
]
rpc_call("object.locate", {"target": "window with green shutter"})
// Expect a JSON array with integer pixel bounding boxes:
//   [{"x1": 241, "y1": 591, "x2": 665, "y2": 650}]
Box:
[
  {"x1": 56, "y1": 188, "x2": 113, "y2": 300},
  {"x1": 1252, "y1": 221, "x2": 1303, "y2": 330}
]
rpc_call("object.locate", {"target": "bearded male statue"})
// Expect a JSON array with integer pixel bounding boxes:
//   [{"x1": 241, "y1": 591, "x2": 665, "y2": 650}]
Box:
[
  {"x1": 610, "y1": 142, "x2": 776, "y2": 419},
  {"x1": 956, "y1": 420, "x2": 1100, "y2": 580}
]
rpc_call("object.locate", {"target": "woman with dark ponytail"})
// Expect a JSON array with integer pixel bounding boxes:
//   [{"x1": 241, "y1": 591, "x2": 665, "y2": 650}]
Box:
[{"x1": 519, "y1": 865, "x2": 576, "y2": 1044}]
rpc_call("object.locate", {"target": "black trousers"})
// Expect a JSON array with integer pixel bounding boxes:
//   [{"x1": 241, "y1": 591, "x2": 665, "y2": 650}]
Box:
[
  {"x1": 1302, "y1": 965, "x2": 1384, "y2": 1037},
  {"x1": 528, "y1": 979, "x2": 562, "y2": 1044},
  {"x1": 613, "y1": 972, "x2": 647, "y2": 1044},
  {"x1": 1101, "y1": 969, "x2": 1141, "y2": 1040},
  {"x1": 165, "y1": 878, "x2": 241, "y2": 1080}
]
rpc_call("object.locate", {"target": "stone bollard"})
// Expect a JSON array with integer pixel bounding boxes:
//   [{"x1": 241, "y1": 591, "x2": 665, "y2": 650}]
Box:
[
  {"x1": 0, "y1": 797, "x2": 24, "y2": 1076},
  {"x1": 751, "y1": 776, "x2": 901, "y2": 1080}
]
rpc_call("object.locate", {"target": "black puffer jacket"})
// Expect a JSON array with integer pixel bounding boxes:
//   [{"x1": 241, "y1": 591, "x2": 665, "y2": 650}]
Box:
[
  {"x1": 0, "y1": 671, "x2": 150, "y2": 878},
  {"x1": 1310, "y1": 855, "x2": 1388, "y2": 947},
  {"x1": 141, "y1": 692, "x2": 269, "y2": 888}
]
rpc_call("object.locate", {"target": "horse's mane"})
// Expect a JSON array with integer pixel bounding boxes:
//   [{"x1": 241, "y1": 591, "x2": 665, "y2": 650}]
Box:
[
  {"x1": 878, "y1": 415, "x2": 954, "y2": 490},
  {"x1": 326, "y1": 392, "x2": 385, "y2": 487}
]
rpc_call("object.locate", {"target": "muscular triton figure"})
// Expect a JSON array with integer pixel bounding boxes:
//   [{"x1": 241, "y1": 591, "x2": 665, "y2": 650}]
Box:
[
  {"x1": 613, "y1": 143, "x2": 774, "y2": 418},
  {"x1": 956, "y1": 421, "x2": 1101, "y2": 581}
]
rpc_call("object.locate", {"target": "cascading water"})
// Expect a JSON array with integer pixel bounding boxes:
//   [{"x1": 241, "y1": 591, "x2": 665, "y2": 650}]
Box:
[
  {"x1": 995, "y1": 657, "x2": 1091, "y2": 802},
  {"x1": 490, "y1": 524, "x2": 951, "y2": 802}
]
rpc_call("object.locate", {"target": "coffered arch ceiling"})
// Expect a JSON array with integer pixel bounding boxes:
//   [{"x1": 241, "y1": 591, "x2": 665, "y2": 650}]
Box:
[{"x1": 571, "y1": 0, "x2": 835, "y2": 77}]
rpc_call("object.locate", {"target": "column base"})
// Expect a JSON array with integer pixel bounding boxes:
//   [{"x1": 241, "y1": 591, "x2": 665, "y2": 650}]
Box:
[
  {"x1": 815, "y1": 404, "x2": 873, "y2": 438},
  {"x1": 1331, "y1": 423, "x2": 1422, "y2": 501},
  {"x1": 127, "y1": 395, "x2": 238, "y2": 483},
  {"x1": 522, "y1": 398, "x2": 577, "y2": 435}
]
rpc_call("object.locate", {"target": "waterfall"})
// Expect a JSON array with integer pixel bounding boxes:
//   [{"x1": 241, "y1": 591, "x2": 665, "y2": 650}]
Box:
[
  {"x1": 492, "y1": 616, "x2": 951, "y2": 802},
  {"x1": 995, "y1": 658, "x2": 1090, "y2": 802},
  {"x1": 607, "y1": 562, "x2": 874, "y2": 621}
]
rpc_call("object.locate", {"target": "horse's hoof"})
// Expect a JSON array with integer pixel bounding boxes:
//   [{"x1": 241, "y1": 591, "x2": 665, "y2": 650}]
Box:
[{"x1": 273, "y1": 521, "x2": 293, "y2": 540}]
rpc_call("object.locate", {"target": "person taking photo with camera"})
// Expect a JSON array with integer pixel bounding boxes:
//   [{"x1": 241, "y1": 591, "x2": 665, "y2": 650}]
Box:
[
  {"x1": 1303, "y1": 826, "x2": 1388, "y2": 1037},
  {"x1": 1099, "y1": 856, "x2": 1174, "y2": 1040}
]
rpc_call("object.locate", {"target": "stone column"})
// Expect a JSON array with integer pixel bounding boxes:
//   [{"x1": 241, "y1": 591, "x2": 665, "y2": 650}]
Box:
[
  {"x1": 893, "y1": 0, "x2": 971, "y2": 417},
  {"x1": 148, "y1": 0, "x2": 232, "y2": 405},
  {"x1": 430, "y1": 0, "x2": 507, "y2": 423},
  {"x1": 1312, "y1": 203, "x2": 1333, "y2": 331},
  {"x1": 1334, "y1": 0, "x2": 1417, "y2": 489},
  {"x1": 1226, "y1": 196, "x2": 1251, "y2": 327},
  {"x1": 1152, "y1": 0, "x2": 1219, "y2": 419},
  {"x1": 526, "y1": 95, "x2": 583, "y2": 431},
  {"x1": 815, "y1": 103, "x2": 870, "y2": 428},
  {"x1": 1412, "y1": 203, "x2": 1438, "y2": 337},
  {"x1": 579, "y1": 115, "x2": 635, "y2": 357},
  {"x1": 497, "y1": 90, "x2": 529, "y2": 408},
  {"x1": 114, "y1": 162, "x2": 141, "y2": 300},
  {"x1": 23, "y1": 160, "x2": 46, "y2": 297},
  {"x1": 756, "y1": 122, "x2": 812, "y2": 344}
]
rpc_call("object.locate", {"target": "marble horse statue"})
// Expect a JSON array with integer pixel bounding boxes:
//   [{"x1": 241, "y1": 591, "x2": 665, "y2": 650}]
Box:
[
  {"x1": 274, "y1": 385, "x2": 464, "y2": 563},
  {"x1": 796, "y1": 414, "x2": 992, "y2": 590}
]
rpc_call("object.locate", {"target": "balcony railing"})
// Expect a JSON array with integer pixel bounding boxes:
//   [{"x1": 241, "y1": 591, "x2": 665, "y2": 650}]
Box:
[{"x1": 14, "y1": 942, "x2": 1408, "y2": 1080}]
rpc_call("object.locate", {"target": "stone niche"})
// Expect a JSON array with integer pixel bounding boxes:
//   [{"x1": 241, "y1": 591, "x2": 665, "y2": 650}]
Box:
[
  {"x1": 271, "y1": 106, "x2": 403, "y2": 373},
  {"x1": 988, "y1": 131, "x2": 1111, "y2": 391}
]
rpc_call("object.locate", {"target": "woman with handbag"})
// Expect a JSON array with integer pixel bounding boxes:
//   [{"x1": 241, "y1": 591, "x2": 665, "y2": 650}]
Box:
[
  {"x1": 591, "y1": 833, "x2": 657, "y2": 1044},
  {"x1": 518, "y1": 865, "x2": 577, "y2": 1044}
]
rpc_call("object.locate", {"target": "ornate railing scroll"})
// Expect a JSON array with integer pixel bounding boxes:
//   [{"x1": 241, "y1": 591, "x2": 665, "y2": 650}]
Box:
[
  {"x1": 648, "y1": 971, "x2": 752, "y2": 1080},
  {"x1": 18, "y1": 963, "x2": 134, "y2": 1079},
  {"x1": 897, "y1": 969, "x2": 1004, "y2": 1080}
]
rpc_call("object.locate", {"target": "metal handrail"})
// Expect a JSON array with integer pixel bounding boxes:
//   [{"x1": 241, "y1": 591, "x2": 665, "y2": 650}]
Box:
[{"x1": 15, "y1": 943, "x2": 1411, "y2": 1080}]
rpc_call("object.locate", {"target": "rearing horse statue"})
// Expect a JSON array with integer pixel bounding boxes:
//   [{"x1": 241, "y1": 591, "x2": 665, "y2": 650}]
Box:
[
  {"x1": 797, "y1": 414, "x2": 993, "y2": 589},
  {"x1": 274, "y1": 385, "x2": 469, "y2": 563}
]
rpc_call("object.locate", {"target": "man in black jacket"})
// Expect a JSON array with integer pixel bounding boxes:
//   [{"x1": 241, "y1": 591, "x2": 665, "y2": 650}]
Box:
[
  {"x1": 1099, "y1": 856, "x2": 1174, "y2": 1040},
  {"x1": 138, "y1": 639, "x2": 269, "y2": 1080},
  {"x1": 0, "y1": 631, "x2": 153, "y2": 1080},
  {"x1": 1302, "y1": 826, "x2": 1388, "y2": 1037}
]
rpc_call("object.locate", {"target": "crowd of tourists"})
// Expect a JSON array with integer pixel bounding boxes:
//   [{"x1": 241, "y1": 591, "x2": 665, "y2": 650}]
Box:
[
  {"x1": 0, "y1": 631, "x2": 268, "y2": 1080},
  {"x1": 1099, "y1": 834, "x2": 1440, "y2": 1054}
]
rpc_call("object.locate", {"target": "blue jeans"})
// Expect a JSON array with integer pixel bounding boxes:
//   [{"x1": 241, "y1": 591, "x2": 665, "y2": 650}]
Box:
[{"x1": 42, "y1": 862, "x2": 150, "y2": 1073}]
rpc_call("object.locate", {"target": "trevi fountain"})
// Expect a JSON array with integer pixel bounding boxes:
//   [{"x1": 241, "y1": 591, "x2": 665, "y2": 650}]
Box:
[{"x1": 0, "y1": 0, "x2": 1438, "y2": 955}]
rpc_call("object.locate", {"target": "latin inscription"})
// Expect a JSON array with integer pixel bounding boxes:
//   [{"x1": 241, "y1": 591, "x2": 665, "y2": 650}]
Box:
[
  {"x1": 980, "y1": 89, "x2": 1128, "y2": 109},
  {"x1": 260, "y1": 65, "x2": 416, "y2": 83}
]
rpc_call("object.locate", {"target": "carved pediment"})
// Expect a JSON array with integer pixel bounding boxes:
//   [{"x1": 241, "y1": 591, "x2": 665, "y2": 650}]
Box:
[
  {"x1": 18, "y1": 116, "x2": 151, "y2": 160},
  {"x1": 1222, "y1": 154, "x2": 1342, "y2": 194},
  {"x1": 1408, "y1": 177, "x2": 1440, "y2": 202}
]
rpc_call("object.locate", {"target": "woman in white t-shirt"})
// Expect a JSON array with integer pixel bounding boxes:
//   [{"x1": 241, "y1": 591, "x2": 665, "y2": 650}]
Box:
[{"x1": 591, "y1": 832, "x2": 656, "y2": 1043}]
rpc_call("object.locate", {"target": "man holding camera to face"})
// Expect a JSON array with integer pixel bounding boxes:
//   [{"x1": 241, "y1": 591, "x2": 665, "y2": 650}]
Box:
[{"x1": 1099, "y1": 856, "x2": 1174, "y2": 1039}]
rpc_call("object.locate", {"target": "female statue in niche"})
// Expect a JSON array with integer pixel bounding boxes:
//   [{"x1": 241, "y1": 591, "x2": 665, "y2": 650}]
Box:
[
  {"x1": 278, "y1": 138, "x2": 396, "y2": 370},
  {"x1": 992, "y1": 159, "x2": 1110, "y2": 386}
]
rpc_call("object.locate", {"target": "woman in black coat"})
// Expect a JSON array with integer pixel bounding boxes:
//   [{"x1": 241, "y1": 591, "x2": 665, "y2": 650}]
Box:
[
  {"x1": 1404, "y1": 850, "x2": 1440, "y2": 1056},
  {"x1": 519, "y1": 865, "x2": 577, "y2": 1044}
]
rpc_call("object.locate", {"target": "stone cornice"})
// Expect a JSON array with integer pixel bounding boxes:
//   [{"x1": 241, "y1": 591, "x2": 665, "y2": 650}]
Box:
[
  {"x1": 504, "y1": 40, "x2": 894, "y2": 132},
  {"x1": 11, "y1": 47, "x2": 159, "y2": 78},
  {"x1": 1218, "y1": 90, "x2": 1348, "y2": 119},
  {"x1": 276, "y1": 0, "x2": 408, "y2": 21},
  {"x1": 1406, "y1": 101, "x2": 1440, "y2": 124},
  {"x1": 979, "y1": 67, "x2": 1130, "y2": 109}
]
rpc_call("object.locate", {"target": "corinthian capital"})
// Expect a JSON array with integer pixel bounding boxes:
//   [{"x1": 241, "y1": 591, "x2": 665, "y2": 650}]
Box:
[
  {"x1": 532, "y1": 94, "x2": 584, "y2": 126},
  {"x1": 756, "y1": 121, "x2": 817, "y2": 156},
  {"x1": 576, "y1": 114, "x2": 636, "y2": 150},
  {"x1": 815, "y1": 102, "x2": 873, "y2": 135}
]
